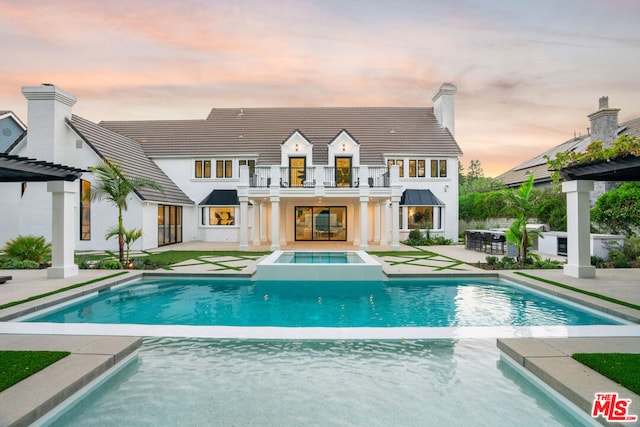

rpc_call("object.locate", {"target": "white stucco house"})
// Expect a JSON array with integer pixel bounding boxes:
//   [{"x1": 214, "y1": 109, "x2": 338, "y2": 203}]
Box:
[{"x1": 1, "y1": 83, "x2": 462, "y2": 264}]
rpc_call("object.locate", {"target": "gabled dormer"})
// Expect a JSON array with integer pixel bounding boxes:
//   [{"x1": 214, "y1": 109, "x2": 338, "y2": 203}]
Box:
[
  {"x1": 280, "y1": 129, "x2": 313, "y2": 166},
  {"x1": 0, "y1": 111, "x2": 27, "y2": 153},
  {"x1": 328, "y1": 130, "x2": 360, "y2": 167}
]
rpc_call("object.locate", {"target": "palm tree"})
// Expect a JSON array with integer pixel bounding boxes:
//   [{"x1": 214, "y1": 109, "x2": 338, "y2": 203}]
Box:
[
  {"x1": 105, "y1": 226, "x2": 143, "y2": 266},
  {"x1": 505, "y1": 173, "x2": 540, "y2": 267},
  {"x1": 90, "y1": 159, "x2": 162, "y2": 265}
]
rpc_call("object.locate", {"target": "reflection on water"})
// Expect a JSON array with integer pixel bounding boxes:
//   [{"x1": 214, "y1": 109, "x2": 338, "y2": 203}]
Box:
[{"x1": 50, "y1": 338, "x2": 582, "y2": 426}]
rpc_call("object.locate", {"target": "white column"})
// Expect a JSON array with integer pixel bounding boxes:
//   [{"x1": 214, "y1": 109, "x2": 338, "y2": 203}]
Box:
[
  {"x1": 562, "y1": 180, "x2": 596, "y2": 278},
  {"x1": 270, "y1": 197, "x2": 280, "y2": 250},
  {"x1": 260, "y1": 202, "x2": 267, "y2": 242},
  {"x1": 434, "y1": 206, "x2": 441, "y2": 231},
  {"x1": 391, "y1": 197, "x2": 400, "y2": 250},
  {"x1": 379, "y1": 201, "x2": 388, "y2": 246},
  {"x1": 359, "y1": 196, "x2": 369, "y2": 250},
  {"x1": 373, "y1": 202, "x2": 381, "y2": 244},
  {"x1": 47, "y1": 181, "x2": 78, "y2": 278},
  {"x1": 252, "y1": 201, "x2": 261, "y2": 245},
  {"x1": 238, "y1": 197, "x2": 248, "y2": 251},
  {"x1": 238, "y1": 166, "x2": 249, "y2": 251}
]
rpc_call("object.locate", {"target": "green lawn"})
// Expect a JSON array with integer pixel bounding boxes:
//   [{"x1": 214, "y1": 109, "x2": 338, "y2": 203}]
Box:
[
  {"x1": 0, "y1": 351, "x2": 70, "y2": 392},
  {"x1": 573, "y1": 353, "x2": 640, "y2": 395}
]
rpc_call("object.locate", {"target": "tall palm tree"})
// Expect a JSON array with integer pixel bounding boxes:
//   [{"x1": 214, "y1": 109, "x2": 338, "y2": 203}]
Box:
[{"x1": 90, "y1": 159, "x2": 163, "y2": 265}]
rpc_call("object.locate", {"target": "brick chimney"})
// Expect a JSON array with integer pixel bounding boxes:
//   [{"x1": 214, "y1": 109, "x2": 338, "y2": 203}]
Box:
[
  {"x1": 588, "y1": 96, "x2": 619, "y2": 149},
  {"x1": 21, "y1": 84, "x2": 77, "y2": 163},
  {"x1": 431, "y1": 83, "x2": 457, "y2": 137}
]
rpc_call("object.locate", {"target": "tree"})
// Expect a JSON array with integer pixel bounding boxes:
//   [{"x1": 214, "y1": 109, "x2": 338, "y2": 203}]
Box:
[
  {"x1": 90, "y1": 159, "x2": 163, "y2": 265},
  {"x1": 505, "y1": 173, "x2": 540, "y2": 267},
  {"x1": 467, "y1": 159, "x2": 484, "y2": 181},
  {"x1": 105, "y1": 226, "x2": 143, "y2": 266},
  {"x1": 592, "y1": 182, "x2": 640, "y2": 235}
]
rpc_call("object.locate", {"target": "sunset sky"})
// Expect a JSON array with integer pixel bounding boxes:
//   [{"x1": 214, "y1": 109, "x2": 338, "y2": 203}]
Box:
[{"x1": 2, "y1": 0, "x2": 639, "y2": 177}]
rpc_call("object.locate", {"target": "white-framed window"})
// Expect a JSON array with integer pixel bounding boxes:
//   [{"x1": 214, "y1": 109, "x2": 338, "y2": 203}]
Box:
[
  {"x1": 430, "y1": 159, "x2": 447, "y2": 178},
  {"x1": 195, "y1": 160, "x2": 211, "y2": 178},
  {"x1": 239, "y1": 159, "x2": 256, "y2": 175},
  {"x1": 387, "y1": 158, "x2": 404, "y2": 177},
  {"x1": 203, "y1": 207, "x2": 236, "y2": 225},
  {"x1": 408, "y1": 159, "x2": 426, "y2": 178},
  {"x1": 216, "y1": 160, "x2": 233, "y2": 178}
]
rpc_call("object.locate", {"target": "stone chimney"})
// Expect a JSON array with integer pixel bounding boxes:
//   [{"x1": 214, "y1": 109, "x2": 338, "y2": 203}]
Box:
[
  {"x1": 431, "y1": 82, "x2": 457, "y2": 137},
  {"x1": 21, "y1": 84, "x2": 77, "y2": 163},
  {"x1": 588, "y1": 96, "x2": 619, "y2": 149}
]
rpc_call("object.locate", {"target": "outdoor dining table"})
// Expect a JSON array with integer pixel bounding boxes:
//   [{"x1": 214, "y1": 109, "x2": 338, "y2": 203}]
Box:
[{"x1": 465, "y1": 229, "x2": 507, "y2": 254}]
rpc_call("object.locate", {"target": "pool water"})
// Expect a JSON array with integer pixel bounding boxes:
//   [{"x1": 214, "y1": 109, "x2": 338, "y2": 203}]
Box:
[
  {"x1": 47, "y1": 338, "x2": 588, "y2": 426},
  {"x1": 26, "y1": 276, "x2": 621, "y2": 327}
]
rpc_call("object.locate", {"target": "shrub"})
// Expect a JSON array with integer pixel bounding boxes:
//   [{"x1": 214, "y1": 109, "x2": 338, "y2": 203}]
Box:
[
  {"x1": 500, "y1": 256, "x2": 517, "y2": 269},
  {"x1": 3, "y1": 235, "x2": 51, "y2": 264},
  {"x1": 610, "y1": 251, "x2": 630, "y2": 268},
  {"x1": 98, "y1": 259, "x2": 123, "y2": 270},
  {"x1": 622, "y1": 236, "x2": 640, "y2": 261},
  {"x1": 486, "y1": 256, "x2": 498, "y2": 266},
  {"x1": 591, "y1": 256, "x2": 606, "y2": 268},
  {"x1": 11, "y1": 260, "x2": 41, "y2": 269}
]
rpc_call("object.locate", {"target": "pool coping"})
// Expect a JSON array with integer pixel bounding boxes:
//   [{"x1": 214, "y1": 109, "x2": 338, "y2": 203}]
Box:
[
  {"x1": 498, "y1": 337, "x2": 640, "y2": 425},
  {"x1": 0, "y1": 334, "x2": 141, "y2": 427}
]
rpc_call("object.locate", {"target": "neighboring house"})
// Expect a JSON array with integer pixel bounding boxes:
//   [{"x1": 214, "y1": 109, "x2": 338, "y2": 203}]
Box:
[
  {"x1": 0, "y1": 110, "x2": 26, "y2": 153},
  {"x1": 0, "y1": 83, "x2": 462, "y2": 252},
  {"x1": 497, "y1": 97, "x2": 640, "y2": 200}
]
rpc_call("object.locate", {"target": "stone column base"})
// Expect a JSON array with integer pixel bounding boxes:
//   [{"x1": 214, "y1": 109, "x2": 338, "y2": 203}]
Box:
[
  {"x1": 563, "y1": 264, "x2": 596, "y2": 278},
  {"x1": 47, "y1": 264, "x2": 79, "y2": 279}
]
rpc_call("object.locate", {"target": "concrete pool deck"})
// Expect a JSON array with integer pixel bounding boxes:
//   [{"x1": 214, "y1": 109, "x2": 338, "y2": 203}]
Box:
[
  {"x1": 0, "y1": 335, "x2": 141, "y2": 427},
  {"x1": 0, "y1": 243, "x2": 639, "y2": 425}
]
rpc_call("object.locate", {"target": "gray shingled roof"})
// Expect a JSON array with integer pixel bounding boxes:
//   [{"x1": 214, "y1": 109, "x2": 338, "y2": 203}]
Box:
[
  {"x1": 497, "y1": 117, "x2": 640, "y2": 187},
  {"x1": 68, "y1": 115, "x2": 193, "y2": 205},
  {"x1": 100, "y1": 107, "x2": 462, "y2": 165}
]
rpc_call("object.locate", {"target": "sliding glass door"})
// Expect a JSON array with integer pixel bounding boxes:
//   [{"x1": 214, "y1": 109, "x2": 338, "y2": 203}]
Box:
[{"x1": 295, "y1": 206, "x2": 347, "y2": 241}]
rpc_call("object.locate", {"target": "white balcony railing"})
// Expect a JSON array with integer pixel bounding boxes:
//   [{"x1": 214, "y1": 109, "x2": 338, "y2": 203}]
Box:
[{"x1": 249, "y1": 165, "x2": 392, "y2": 188}]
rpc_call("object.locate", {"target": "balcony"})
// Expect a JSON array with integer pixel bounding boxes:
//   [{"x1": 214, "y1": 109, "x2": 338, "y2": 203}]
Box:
[{"x1": 249, "y1": 165, "x2": 391, "y2": 188}]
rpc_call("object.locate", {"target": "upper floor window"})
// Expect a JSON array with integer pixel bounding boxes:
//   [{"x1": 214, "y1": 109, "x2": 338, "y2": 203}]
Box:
[
  {"x1": 409, "y1": 159, "x2": 426, "y2": 178},
  {"x1": 195, "y1": 160, "x2": 211, "y2": 178},
  {"x1": 387, "y1": 158, "x2": 404, "y2": 177},
  {"x1": 430, "y1": 159, "x2": 447, "y2": 178},
  {"x1": 216, "y1": 160, "x2": 233, "y2": 178},
  {"x1": 239, "y1": 159, "x2": 256, "y2": 176}
]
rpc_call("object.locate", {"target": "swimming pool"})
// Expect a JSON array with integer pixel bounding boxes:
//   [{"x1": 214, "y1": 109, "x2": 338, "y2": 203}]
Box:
[
  {"x1": 43, "y1": 338, "x2": 591, "y2": 426},
  {"x1": 22, "y1": 275, "x2": 622, "y2": 328}
]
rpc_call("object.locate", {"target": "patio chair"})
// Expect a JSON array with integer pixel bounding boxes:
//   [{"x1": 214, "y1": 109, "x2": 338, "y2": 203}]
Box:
[
  {"x1": 491, "y1": 234, "x2": 506, "y2": 254},
  {"x1": 481, "y1": 232, "x2": 493, "y2": 253}
]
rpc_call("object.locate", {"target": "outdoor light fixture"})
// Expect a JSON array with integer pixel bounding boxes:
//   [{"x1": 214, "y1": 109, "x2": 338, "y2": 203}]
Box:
[
  {"x1": 295, "y1": 144, "x2": 299, "y2": 152},
  {"x1": 341, "y1": 144, "x2": 346, "y2": 151}
]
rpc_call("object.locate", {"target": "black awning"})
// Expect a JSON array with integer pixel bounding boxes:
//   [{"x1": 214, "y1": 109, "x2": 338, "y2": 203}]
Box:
[
  {"x1": 199, "y1": 189, "x2": 239, "y2": 206},
  {"x1": 400, "y1": 189, "x2": 444, "y2": 206},
  {"x1": 0, "y1": 154, "x2": 85, "y2": 182}
]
